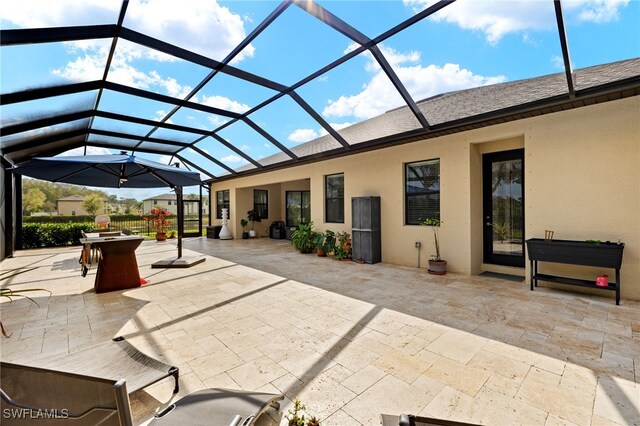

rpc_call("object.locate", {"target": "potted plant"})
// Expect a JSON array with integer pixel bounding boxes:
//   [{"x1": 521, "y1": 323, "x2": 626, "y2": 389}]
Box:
[
  {"x1": 334, "y1": 231, "x2": 352, "y2": 261},
  {"x1": 323, "y1": 230, "x2": 336, "y2": 257},
  {"x1": 313, "y1": 231, "x2": 326, "y2": 257},
  {"x1": 285, "y1": 399, "x2": 320, "y2": 426},
  {"x1": 291, "y1": 222, "x2": 316, "y2": 253},
  {"x1": 422, "y1": 218, "x2": 446, "y2": 274},
  {"x1": 240, "y1": 219, "x2": 249, "y2": 239},
  {"x1": 143, "y1": 207, "x2": 172, "y2": 241},
  {"x1": 247, "y1": 209, "x2": 261, "y2": 238}
]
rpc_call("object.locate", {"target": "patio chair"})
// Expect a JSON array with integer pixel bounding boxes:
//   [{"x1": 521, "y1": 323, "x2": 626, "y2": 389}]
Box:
[
  {"x1": 1, "y1": 363, "x2": 283, "y2": 426},
  {"x1": 95, "y1": 215, "x2": 111, "y2": 230},
  {"x1": 79, "y1": 231, "x2": 100, "y2": 274},
  {"x1": 28, "y1": 336, "x2": 179, "y2": 395},
  {"x1": 381, "y1": 413, "x2": 479, "y2": 426}
]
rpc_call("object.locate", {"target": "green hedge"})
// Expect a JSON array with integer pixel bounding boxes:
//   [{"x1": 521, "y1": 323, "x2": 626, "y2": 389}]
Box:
[
  {"x1": 22, "y1": 223, "x2": 95, "y2": 249},
  {"x1": 23, "y1": 215, "x2": 143, "y2": 223}
]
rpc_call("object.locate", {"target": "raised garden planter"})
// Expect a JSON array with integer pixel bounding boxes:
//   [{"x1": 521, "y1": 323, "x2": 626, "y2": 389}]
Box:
[{"x1": 526, "y1": 238, "x2": 624, "y2": 305}]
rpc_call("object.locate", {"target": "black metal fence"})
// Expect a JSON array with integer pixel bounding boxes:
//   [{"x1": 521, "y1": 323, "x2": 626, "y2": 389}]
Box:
[{"x1": 23, "y1": 214, "x2": 208, "y2": 237}]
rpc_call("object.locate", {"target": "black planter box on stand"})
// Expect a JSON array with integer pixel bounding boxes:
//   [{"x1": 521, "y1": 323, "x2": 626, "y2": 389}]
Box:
[{"x1": 526, "y1": 238, "x2": 624, "y2": 305}]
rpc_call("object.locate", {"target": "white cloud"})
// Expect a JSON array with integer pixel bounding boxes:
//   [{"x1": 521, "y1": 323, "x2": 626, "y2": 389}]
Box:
[
  {"x1": 552, "y1": 55, "x2": 565, "y2": 70},
  {"x1": 51, "y1": 39, "x2": 196, "y2": 102},
  {"x1": 1, "y1": 0, "x2": 121, "y2": 28},
  {"x1": 577, "y1": 0, "x2": 629, "y2": 22},
  {"x1": 199, "y1": 95, "x2": 250, "y2": 114},
  {"x1": 6, "y1": 0, "x2": 254, "y2": 120},
  {"x1": 221, "y1": 154, "x2": 245, "y2": 163},
  {"x1": 323, "y1": 44, "x2": 506, "y2": 120},
  {"x1": 287, "y1": 121, "x2": 356, "y2": 144},
  {"x1": 125, "y1": 0, "x2": 255, "y2": 62},
  {"x1": 51, "y1": 43, "x2": 109, "y2": 81},
  {"x1": 153, "y1": 110, "x2": 174, "y2": 124},
  {"x1": 2, "y1": 0, "x2": 253, "y2": 62},
  {"x1": 403, "y1": 0, "x2": 629, "y2": 44},
  {"x1": 288, "y1": 128, "x2": 320, "y2": 143},
  {"x1": 207, "y1": 115, "x2": 230, "y2": 128}
]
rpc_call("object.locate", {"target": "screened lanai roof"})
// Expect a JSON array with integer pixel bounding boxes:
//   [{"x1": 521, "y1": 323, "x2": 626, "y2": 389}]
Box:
[{"x1": 2, "y1": 0, "x2": 639, "y2": 184}]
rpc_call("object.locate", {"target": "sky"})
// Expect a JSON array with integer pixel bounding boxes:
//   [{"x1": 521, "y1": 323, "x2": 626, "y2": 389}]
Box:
[{"x1": 1, "y1": 0, "x2": 639, "y2": 201}]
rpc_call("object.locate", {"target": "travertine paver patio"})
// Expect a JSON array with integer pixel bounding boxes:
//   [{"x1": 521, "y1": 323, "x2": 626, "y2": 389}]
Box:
[{"x1": 1, "y1": 238, "x2": 638, "y2": 425}]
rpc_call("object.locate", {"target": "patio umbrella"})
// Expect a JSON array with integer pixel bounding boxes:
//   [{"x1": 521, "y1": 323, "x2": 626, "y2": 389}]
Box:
[
  {"x1": 9, "y1": 153, "x2": 201, "y2": 188},
  {"x1": 10, "y1": 153, "x2": 205, "y2": 267}
]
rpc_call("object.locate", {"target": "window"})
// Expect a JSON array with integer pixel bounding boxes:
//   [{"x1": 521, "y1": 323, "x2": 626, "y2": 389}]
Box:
[
  {"x1": 168, "y1": 201, "x2": 172, "y2": 206},
  {"x1": 71, "y1": 210, "x2": 76, "y2": 216},
  {"x1": 253, "y1": 189, "x2": 268, "y2": 219},
  {"x1": 405, "y1": 159, "x2": 440, "y2": 225},
  {"x1": 153, "y1": 200, "x2": 157, "y2": 205},
  {"x1": 216, "y1": 190, "x2": 230, "y2": 219},
  {"x1": 286, "y1": 191, "x2": 310, "y2": 227},
  {"x1": 325, "y1": 173, "x2": 344, "y2": 223}
]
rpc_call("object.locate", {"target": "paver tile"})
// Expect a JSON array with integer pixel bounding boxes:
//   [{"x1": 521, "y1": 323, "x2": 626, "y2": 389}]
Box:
[{"x1": 2, "y1": 240, "x2": 639, "y2": 426}]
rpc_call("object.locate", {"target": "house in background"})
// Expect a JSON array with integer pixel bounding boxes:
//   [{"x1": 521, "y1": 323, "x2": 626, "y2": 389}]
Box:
[
  {"x1": 57, "y1": 195, "x2": 107, "y2": 216},
  {"x1": 143, "y1": 193, "x2": 209, "y2": 215},
  {"x1": 143, "y1": 194, "x2": 178, "y2": 214}
]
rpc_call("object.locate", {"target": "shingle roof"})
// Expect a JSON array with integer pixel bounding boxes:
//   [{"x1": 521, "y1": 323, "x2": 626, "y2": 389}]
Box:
[
  {"x1": 143, "y1": 193, "x2": 176, "y2": 201},
  {"x1": 57, "y1": 195, "x2": 86, "y2": 201},
  {"x1": 236, "y1": 58, "x2": 640, "y2": 173}
]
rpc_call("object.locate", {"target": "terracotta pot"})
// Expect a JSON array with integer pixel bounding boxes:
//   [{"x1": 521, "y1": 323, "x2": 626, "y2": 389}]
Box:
[
  {"x1": 155, "y1": 232, "x2": 167, "y2": 241},
  {"x1": 317, "y1": 248, "x2": 326, "y2": 257},
  {"x1": 428, "y1": 259, "x2": 447, "y2": 275}
]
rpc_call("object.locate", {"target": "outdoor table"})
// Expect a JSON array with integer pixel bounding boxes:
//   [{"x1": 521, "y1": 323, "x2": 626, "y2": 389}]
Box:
[
  {"x1": 98, "y1": 231, "x2": 122, "y2": 237},
  {"x1": 79, "y1": 235, "x2": 145, "y2": 293}
]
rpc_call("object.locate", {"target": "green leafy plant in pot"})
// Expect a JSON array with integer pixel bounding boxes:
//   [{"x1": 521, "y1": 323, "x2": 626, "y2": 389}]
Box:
[
  {"x1": 313, "y1": 231, "x2": 327, "y2": 257},
  {"x1": 323, "y1": 230, "x2": 336, "y2": 256},
  {"x1": 247, "y1": 209, "x2": 262, "y2": 238},
  {"x1": 421, "y1": 218, "x2": 446, "y2": 275},
  {"x1": 291, "y1": 222, "x2": 316, "y2": 253},
  {"x1": 240, "y1": 219, "x2": 249, "y2": 239}
]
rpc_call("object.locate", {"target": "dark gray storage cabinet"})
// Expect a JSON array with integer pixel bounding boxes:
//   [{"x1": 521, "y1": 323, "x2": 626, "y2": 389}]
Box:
[
  {"x1": 206, "y1": 226, "x2": 222, "y2": 239},
  {"x1": 352, "y1": 196, "x2": 381, "y2": 264}
]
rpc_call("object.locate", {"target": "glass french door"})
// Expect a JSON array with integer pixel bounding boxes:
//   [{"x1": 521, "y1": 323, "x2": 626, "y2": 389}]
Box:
[
  {"x1": 181, "y1": 199, "x2": 202, "y2": 237},
  {"x1": 286, "y1": 191, "x2": 310, "y2": 227},
  {"x1": 482, "y1": 149, "x2": 525, "y2": 267}
]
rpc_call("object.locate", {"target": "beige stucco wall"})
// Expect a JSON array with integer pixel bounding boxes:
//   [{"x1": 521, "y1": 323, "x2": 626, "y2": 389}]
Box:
[
  {"x1": 143, "y1": 199, "x2": 178, "y2": 214},
  {"x1": 212, "y1": 97, "x2": 640, "y2": 301},
  {"x1": 57, "y1": 200, "x2": 107, "y2": 216}
]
